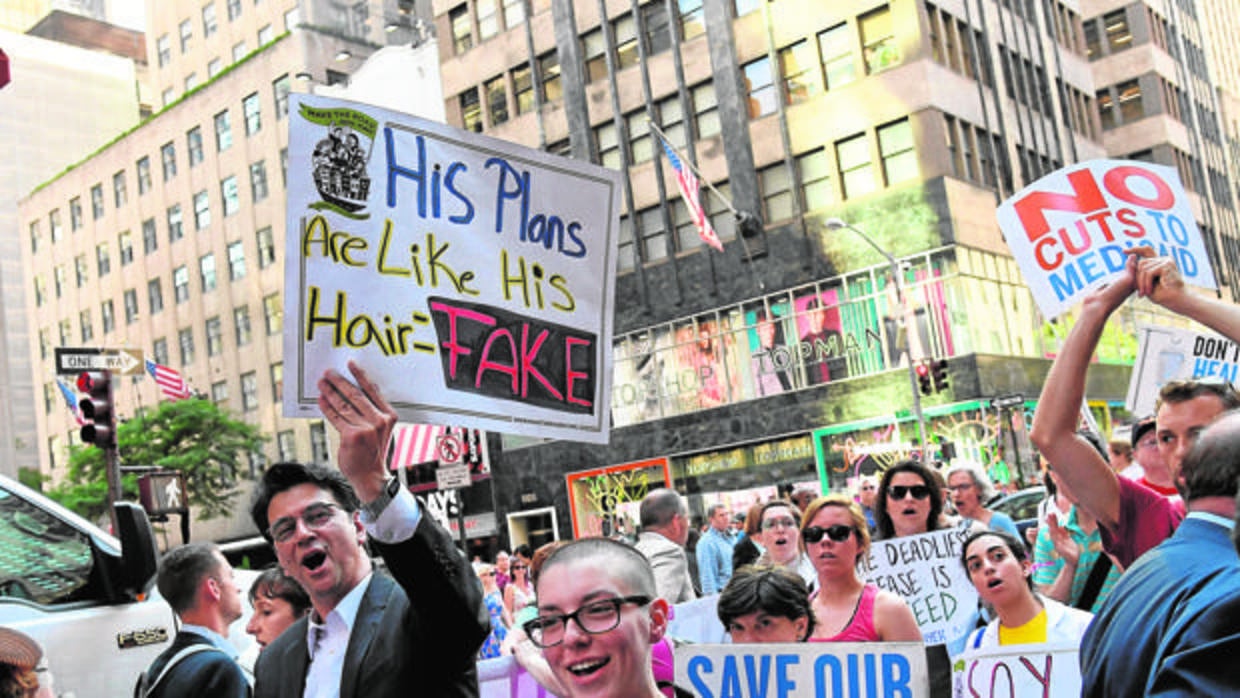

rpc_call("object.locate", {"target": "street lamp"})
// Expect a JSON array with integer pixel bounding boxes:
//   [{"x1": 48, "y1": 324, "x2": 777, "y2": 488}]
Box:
[{"x1": 824, "y1": 217, "x2": 928, "y2": 452}]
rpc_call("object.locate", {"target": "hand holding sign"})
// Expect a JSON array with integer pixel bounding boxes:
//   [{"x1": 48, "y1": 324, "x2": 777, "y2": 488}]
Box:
[
  {"x1": 318, "y1": 360, "x2": 398, "y2": 503},
  {"x1": 1128, "y1": 246, "x2": 1189, "y2": 309}
]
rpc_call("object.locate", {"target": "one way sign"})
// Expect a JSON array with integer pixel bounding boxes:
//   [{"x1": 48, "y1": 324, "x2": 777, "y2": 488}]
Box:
[{"x1": 55, "y1": 347, "x2": 144, "y2": 375}]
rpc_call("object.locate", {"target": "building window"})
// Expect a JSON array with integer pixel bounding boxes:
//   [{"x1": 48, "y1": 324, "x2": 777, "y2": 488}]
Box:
[
  {"x1": 277, "y1": 430, "x2": 296, "y2": 460},
  {"x1": 162, "y1": 87, "x2": 175, "y2": 106},
  {"x1": 148, "y1": 278, "x2": 163, "y2": 314},
  {"x1": 693, "y1": 82, "x2": 720, "y2": 138},
  {"x1": 637, "y1": 206, "x2": 668, "y2": 262},
  {"x1": 234, "y1": 305, "x2": 252, "y2": 346},
  {"x1": 837, "y1": 131, "x2": 876, "y2": 199},
  {"x1": 53, "y1": 266, "x2": 65, "y2": 298},
  {"x1": 136, "y1": 158, "x2": 152, "y2": 196},
  {"x1": 270, "y1": 363, "x2": 284, "y2": 401},
  {"x1": 200, "y1": 254, "x2": 217, "y2": 292},
  {"x1": 49, "y1": 209, "x2": 63, "y2": 241},
  {"x1": 161, "y1": 142, "x2": 177, "y2": 180},
  {"x1": 188, "y1": 127, "x2": 204, "y2": 166},
  {"x1": 249, "y1": 159, "x2": 267, "y2": 205},
  {"x1": 30, "y1": 221, "x2": 40, "y2": 253},
  {"x1": 274, "y1": 75, "x2": 290, "y2": 119},
  {"x1": 1103, "y1": 9, "x2": 1131, "y2": 53},
  {"x1": 96, "y1": 243, "x2": 110, "y2": 276},
  {"x1": 477, "y1": 0, "x2": 498, "y2": 40},
  {"x1": 232, "y1": 40, "x2": 247, "y2": 61},
  {"x1": 194, "y1": 190, "x2": 211, "y2": 229},
  {"x1": 202, "y1": 2, "x2": 217, "y2": 37},
  {"x1": 642, "y1": 2, "x2": 671, "y2": 57},
  {"x1": 180, "y1": 19, "x2": 193, "y2": 53},
  {"x1": 779, "y1": 40, "x2": 819, "y2": 105},
  {"x1": 281, "y1": 148, "x2": 288, "y2": 184},
  {"x1": 179, "y1": 327, "x2": 195, "y2": 365},
  {"x1": 91, "y1": 183, "x2": 105, "y2": 219},
  {"x1": 878, "y1": 119, "x2": 918, "y2": 185},
  {"x1": 759, "y1": 162, "x2": 794, "y2": 222},
  {"x1": 627, "y1": 111, "x2": 653, "y2": 163},
  {"x1": 258, "y1": 23, "x2": 273, "y2": 45},
  {"x1": 264, "y1": 293, "x2": 282, "y2": 334},
  {"x1": 212, "y1": 381, "x2": 229, "y2": 403},
  {"x1": 310, "y1": 420, "x2": 329, "y2": 462},
  {"x1": 284, "y1": 8, "x2": 299, "y2": 31},
  {"x1": 583, "y1": 29, "x2": 606, "y2": 82},
  {"x1": 241, "y1": 372, "x2": 258, "y2": 411},
  {"x1": 450, "y1": 4, "x2": 472, "y2": 54},
  {"x1": 657, "y1": 94, "x2": 686, "y2": 148},
  {"x1": 174, "y1": 266, "x2": 190, "y2": 303},
  {"x1": 1097, "y1": 88, "x2": 1116, "y2": 129},
  {"x1": 860, "y1": 5, "x2": 899, "y2": 74},
  {"x1": 208, "y1": 58, "x2": 223, "y2": 78},
  {"x1": 149, "y1": 338, "x2": 168, "y2": 366},
  {"x1": 243, "y1": 92, "x2": 262, "y2": 135},
  {"x1": 69, "y1": 198, "x2": 83, "y2": 231},
  {"x1": 228, "y1": 241, "x2": 246, "y2": 280},
  {"x1": 227, "y1": 0, "x2": 241, "y2": 21},
  {"x1": 124, "y1": 289, "x2": 139, "y2": 324},
  {"x1": 818, "y1": 23, "x2": 857, "y2": 91},
  {"x1": 113, "y1": 171, "x2": 128, "y2": 207},
  {"x1": 798, "y1": 149, "x2": 833, "y2": 211},
  {"x1": 74, "y1": 254, "x2": 88, "y2": 287},
  {"x1": 485, "y1": 75, "x2": 508, "y2": 126},
  {"x1": 39, "y1": 329, "x2": 50, "y2": 360},
  {"x1": 80, "y1": 310, "x2": 93, "y2": 342},
  {"x1": 142, "y1": 218, "x2": 158, "y2": 254},
  {"x1": 119, "y1": 231, "x2": 134, "y2": 265},
  {"x1": 58, "y1": 318, "x2": 71, "y2": 345},
  {"x1": 157, "y1": 34, "x2": 171, "y2": 65},
  {"x1": 221, "y1": 176, "x2": 240, "y2": 216},
  {"x1": 167, "y1": 204, "x2": 183, "y2": 242},
  {"x1": 101, "y1": 300, "x2": 115, "y2": 333},
  {"x1": 33, "y1": 276, "x2": 46, "y2": 306},
  {"x1": 614, "y1": 14, "x2": 639, "y2": 71},
  {"x1": 206, "y1": 316, "x2": 223, "y2": 356},
  {"x1": 257, "y1": 226, "x2": 276, "y2": 268},
  {"x1": 1117, "y1": 79, "x2": 1143, "y2": 122},
  {"x1": 595, "y1": 122, "x2": 620, "y2": 170},
  {"x1": 539, "y1": 52, "x2": 562, "y2": 102},
  {"x1": 460, "y1": 88, "x2": 482, "y2": 132},
  {"x1": 513, "y1": 64, "x2": 534, "y2": 114},
  {"x1": 742, "y1": 57, "x2": 776, "y2": 119},
  {"x1": 214, "y1": 110, "x2": 232, "y2": 151}
]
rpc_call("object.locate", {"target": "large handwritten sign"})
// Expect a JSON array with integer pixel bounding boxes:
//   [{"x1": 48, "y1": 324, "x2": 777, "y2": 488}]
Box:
[
  {"x1": 860, "y1": 528, "x2": 980, "y2": 653},
  {"x1": 676, "y1": 643, "x2": 928, "y2": 697},
  {"x1": 996, "y1": 159, "x2": 1216, "y2": 319},
  {"x1": 1126, "y1": 324, "x2": 1240, "y2": 415},
  {"x1": 283, "y1": 95, "x2": 622, "y2": 442},
  {"x1": 952, "y1": 645, "x2": 1081, "y2": 697}
]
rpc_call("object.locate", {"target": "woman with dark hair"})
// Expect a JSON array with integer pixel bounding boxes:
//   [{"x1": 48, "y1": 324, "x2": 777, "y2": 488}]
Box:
[
  {"x1": 960, "y1": 530, "x2": 1093, "y2": 650},
  {"x1": 717, "y1": 565, "x2": 815, "y2": 643},
  {"x1": 755, "y1": 500, "x2": 815, "y2": 586},
  {"x1": 801, "y1": 495, "x2": 921, "y2": 642},
  {"x1": 246, "y1": 565, "x2": 311, "y2": 649},
  {"x1": 873, "y1": 460, "x2": 946, "y2": 540},
  {"x1": 732, "y1": 502, "x2": 766, "y2": 570}
]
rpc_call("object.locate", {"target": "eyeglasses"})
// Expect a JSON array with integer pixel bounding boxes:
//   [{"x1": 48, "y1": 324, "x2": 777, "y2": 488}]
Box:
[
  {"x1": 512, "y1": 564, "x2": 528, "y2": 571},
  {"x1": 523, "y1": 595, "x2": 651, "y2": 648},
  {"x1": 947, "y1": 483, "x2": 973, "y2": 493},
  {"x1": 761, "y1": 516, "x2": 798, "y2": 531},
  {"x1": 267, "y1": 502, "x2": 340, "y2": 543},
  {"x1": 888, "y1": 485, "x2": 931, "y2": 500},
  {"x1": 802, "y1": 524, "x2": 856, "y2": 544}
]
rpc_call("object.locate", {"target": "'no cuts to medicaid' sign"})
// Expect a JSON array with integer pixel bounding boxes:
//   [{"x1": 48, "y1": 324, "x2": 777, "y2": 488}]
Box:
[
  {"x1": 282, "y1": 95, "x2": 622, "y2": 443},
  {"x1": 1127, "y1": 325, "x2": 1240, "y2": 416},
  {"x1": 996, "y1": 159, "x2": 1217, "y2": 320}
]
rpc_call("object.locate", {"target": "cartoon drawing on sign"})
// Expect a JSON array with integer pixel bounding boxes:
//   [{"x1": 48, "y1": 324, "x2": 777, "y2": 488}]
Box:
[{"x1": 304, "y1": 107, "x2": 376, "y2": 217}]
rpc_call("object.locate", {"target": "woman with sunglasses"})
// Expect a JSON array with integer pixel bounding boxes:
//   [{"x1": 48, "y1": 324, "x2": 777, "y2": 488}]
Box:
[
  {"x1": 801, "y1": 495, "x2": 922, "y2": 642},
  {"x1": 504, "y1": 556, "x2": 535, "y2": 621},
  {"x1": 874, "y1": 460, "x2": 949, "y2": 540},
  {"x1": 960, "y1": 530, "x2": 1093, "y2": 650}
]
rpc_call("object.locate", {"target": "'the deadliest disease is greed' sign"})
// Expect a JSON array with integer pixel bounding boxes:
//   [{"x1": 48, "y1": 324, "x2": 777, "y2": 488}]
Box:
[
  {"x1": 675, "y1": 643, "x2": 928, "y2": 698},
  {"x1": 996, "y1": 159, "x2": 1216, "y2": 319},
  {"x1": 1126, "y1": 325, "x2": 1240, "y2": 416},
  {"x1": 283, "y1": 95, "x2": 622, "y2": 443},
  {"x1": 952, "y1": 645, "x2": 1081, "y2": 697}
]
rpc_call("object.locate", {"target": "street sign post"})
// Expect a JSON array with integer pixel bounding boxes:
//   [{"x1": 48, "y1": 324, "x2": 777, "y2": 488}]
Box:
[{"x1": 55, "y1": 347, "x2": 144, "y2": 375}]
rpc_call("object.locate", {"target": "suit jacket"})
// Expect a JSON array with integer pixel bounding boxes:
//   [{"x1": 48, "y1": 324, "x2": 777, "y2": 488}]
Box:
[
  {"x1": 138, "y1": 631, "x2": 250, "y2": 698},
  {"x1": 635, "y1": 531, "x2": 696, "y2": 604},
  {"x1": 253, "y1": 512, "x2": 489, "y2": 698},
  {"x1": 1081, "y1": 516, "x2": 1238, "y2": 698},
  {"x1": 1147, "y1": 564, "x2": 1240, "y2": 695}
]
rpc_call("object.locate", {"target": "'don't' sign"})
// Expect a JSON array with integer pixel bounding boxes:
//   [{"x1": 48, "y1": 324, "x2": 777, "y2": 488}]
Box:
[{"x1": 996, "y1": 159, "x2": 1217, "y2": 319}]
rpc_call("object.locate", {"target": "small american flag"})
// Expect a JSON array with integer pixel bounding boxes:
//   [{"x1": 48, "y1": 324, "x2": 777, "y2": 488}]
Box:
[
  {"x1": 659, "y1": 135, "x2": 724, "y2": 252},
  {"x1": 145, "y1": 359, "x2": 193, "y2": 401},
  {"x1": 56, "y1": 378, "x2": 86, "y2": 425}
]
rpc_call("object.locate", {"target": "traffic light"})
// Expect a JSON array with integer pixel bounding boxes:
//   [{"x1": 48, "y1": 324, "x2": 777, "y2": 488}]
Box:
[
  {"x1": 916, "y1": 360, "x2": 932, "y2": 395},
  {"x1": 77, "y1": 371, "x2": 116, "y2": 448},
  {"x1": 931, "y1": 359, "x2": 950, "y2": 393}
]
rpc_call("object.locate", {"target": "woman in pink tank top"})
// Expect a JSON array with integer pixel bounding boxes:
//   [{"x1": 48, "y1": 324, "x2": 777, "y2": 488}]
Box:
[{"x1": 801, "y1": 495, "x2": 923, "y2": 643}]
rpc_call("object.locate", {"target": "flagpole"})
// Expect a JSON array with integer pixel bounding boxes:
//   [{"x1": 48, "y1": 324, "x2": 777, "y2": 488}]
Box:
[{"x1": 647, "y1": 119, "x2": 766, "y2": 291}]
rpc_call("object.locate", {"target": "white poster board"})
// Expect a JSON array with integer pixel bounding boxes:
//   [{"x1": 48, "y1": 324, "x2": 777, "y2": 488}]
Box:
[
  {"x1": 996, "y1": 159, "x2": 1216, "y2": 319},
  {"x1": 283, "y1": 94, "x2": 622, "y2": 443},
  {"x1": 675, "y1": 643, "x2": 928, "y2": 697},
  {"x1": 952, "y1": 644, "x2": 1081, "y2": 697},
  {"x1": 1126, "y1": 324, "x2": 1240, "y2": 415},
  {"x1": 860, "y1": 527, "x2": 980, "y2": 653}
]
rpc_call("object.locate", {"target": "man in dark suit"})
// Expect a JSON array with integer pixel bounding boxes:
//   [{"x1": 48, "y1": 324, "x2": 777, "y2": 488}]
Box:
[
  {"x1": 1080, "y1": 409, "x2": 1240, "y2": 696},
  {"x1": 249, "y1": 361, "x2": 488, "y2": 698},
  {"x1": 136, "y1": 542, "x2": 250, "y2": 698}
]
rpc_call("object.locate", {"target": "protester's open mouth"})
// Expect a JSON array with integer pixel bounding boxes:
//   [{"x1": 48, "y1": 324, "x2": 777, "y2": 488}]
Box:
[
  {"x1": 987, "y1": 578, "x2": 1002, "y2": 589},
  {"x1": 302, "y1": 550, "x2": 327, "y2": 571},
  {"x1": 901, "y1": 508, "x2": 918, "y2": 516},
  {"x1": 567, "y1": 658, "x2": 609, "y2": 677}
]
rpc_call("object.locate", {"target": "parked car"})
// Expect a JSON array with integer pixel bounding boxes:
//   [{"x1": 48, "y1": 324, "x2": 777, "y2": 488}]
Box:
[{"x1": 988, "y1": 486, "x2": 1047, "y2": 547}]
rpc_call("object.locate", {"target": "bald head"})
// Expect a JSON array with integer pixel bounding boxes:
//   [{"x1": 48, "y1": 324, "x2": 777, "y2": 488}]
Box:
[
  {"x1": 535, "y1": 538, "x2": 656, "y2": 599},
  {"x1": 1179, "y1": 409, "x2": 1240, "y2": 506}
]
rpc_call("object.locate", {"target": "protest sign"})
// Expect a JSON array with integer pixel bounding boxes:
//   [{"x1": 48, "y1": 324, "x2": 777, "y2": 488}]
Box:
[
  {"x1": 478, "y1": 655, "x2": 558, "y2": 698},
  {"x1": 676, "y1": 643, "x2": 928, "y2": 697},
  {"x1": 1126, "y1": 325, "x2": 1240, "y2": 415},
  {"x1": 860, "y1": 527, "x2": 979, "y2": 652},
  {"x1": 283, "y1": 94, "x2": 623, "y2": 443},
  {"x1": 952, "y1": 644, "x2": 1081, "y2": 697},
  {"x1": 996, "y1": 159, "x2": 1216, "y2": 319}
]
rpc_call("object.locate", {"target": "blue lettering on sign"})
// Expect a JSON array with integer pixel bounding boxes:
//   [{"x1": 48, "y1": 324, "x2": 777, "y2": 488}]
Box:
[
  {"x1": 687, "y1": 656, "x2": 714, "y2": 698},
  {"x1": 882, "y1": 654, "x2": 913, "y2": 698},
  {"x1": 775, "y1": 654, "x2": 798, "y2": 696},
  {"x1": 1192, "y1": 358, "x2": 1239, "y2": 383}
]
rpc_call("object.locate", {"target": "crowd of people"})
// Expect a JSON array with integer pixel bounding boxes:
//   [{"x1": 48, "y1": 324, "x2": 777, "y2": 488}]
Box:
[{"x1": 7, "y1": 248, "x2": 1240, "y2": 697}]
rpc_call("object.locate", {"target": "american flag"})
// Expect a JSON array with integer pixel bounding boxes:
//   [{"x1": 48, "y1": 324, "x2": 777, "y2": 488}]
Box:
[
  {"x1": 388, "y1": 423, "x2": 447, "y2": 470},
  {"x1": 659, "y1": 135, "x2": 724, "y2": 252},
  {"x1": 56, "y1": 378, "x2": 86, "y2": 425},
  {"x1": 145, "y1": 359, "x2": 193, "y2": 401}
]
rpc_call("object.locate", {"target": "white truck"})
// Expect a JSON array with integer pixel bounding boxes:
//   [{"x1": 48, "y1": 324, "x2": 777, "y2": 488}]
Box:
[{"x1": 0, "y1": 473, "x2": 256, "y2": 698}]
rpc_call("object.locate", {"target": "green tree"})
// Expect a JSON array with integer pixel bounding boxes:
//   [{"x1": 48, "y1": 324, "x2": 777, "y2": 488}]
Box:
[{"x1": 48, "y1": 398, "x2": 266, "y2": 522}]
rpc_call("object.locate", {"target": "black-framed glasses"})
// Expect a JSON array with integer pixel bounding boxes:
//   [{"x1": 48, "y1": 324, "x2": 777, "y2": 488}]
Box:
[
  {"x1": 523, "y1": 595, "x2": 651, "y2": 648},
  {"x1": 802, "y1": 524, "x2": 856, "y2": 544},
  {"x1": 888, "y1": 485, "x2": 931, "y2": 500},
  {"x1": 267, "y1": 502, "x2": 340, "y2": 543}
]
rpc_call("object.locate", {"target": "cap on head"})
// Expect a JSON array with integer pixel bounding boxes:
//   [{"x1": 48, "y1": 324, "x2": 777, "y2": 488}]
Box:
[
  {"x1": 0, "y1": 627, "x2": 42, "y2": 670},
  {"x1": 1131, "y1": 416, "x2": 1157, "y2": 449}
]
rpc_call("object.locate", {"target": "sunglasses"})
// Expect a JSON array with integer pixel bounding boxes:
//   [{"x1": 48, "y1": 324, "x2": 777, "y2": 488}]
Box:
[
  {"x1": 888, "y1": 485, "x2": 931, "y2": 500},
  {"x1": 802, "y1": 524, "x2": 855, "y2": 544}
]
